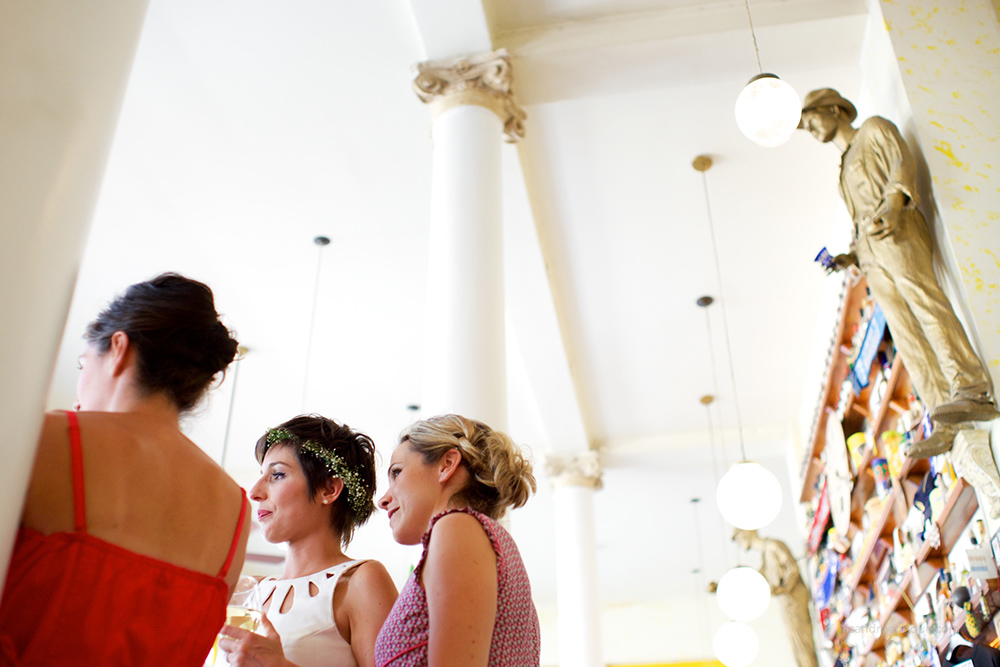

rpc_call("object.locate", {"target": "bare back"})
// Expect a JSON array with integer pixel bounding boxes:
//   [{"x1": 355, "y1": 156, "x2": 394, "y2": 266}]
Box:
[{"x1": 22, "y1": 411, "x2": 250, "y2": 592}]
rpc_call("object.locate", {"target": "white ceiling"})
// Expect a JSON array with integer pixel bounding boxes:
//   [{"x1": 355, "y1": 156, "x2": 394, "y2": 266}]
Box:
[{"x1": 48, "y1": 0, "x2": 874, "y2": 659}]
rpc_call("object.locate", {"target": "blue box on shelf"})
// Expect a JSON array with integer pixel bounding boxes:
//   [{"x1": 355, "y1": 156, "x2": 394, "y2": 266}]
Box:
[{"x1": 850, "y1": 304, "x2": 886, "y2": 395}]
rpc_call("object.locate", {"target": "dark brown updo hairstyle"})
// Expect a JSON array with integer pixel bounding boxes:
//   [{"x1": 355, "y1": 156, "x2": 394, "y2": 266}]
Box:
[
  {"x1": 255, "y1": 414, "x2": 377, "y2": 547},
  {"x1": 401, "y1": 414, "x2": 536, "y2": 520},
  {"x1": 84, "y1": 273, "x2": 239, "y2": 412}
]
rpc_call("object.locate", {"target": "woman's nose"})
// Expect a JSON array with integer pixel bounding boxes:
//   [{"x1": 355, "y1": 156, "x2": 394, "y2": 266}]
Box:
[
  {"x1": 378, "y1": 491, "x2": 390, "y2": 510},
  {"x1": 249, "y1": 478, "x2": 265, "y2": 502}
]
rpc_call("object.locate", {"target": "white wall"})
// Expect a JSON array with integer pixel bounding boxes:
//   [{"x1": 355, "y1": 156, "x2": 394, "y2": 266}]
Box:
[{"x1": 538, "y1": 593, "x2": 799, "y2": 667}]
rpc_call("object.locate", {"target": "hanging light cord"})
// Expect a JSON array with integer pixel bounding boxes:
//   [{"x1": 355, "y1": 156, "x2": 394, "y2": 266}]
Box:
[
  {"x1": 690, "y1": 498, "x2": 711, "y2": 648},
  {"x1": 704, "y1": 398, "x2": 721, "y2": 481},
  {"x1": 743, "y1": 0, "x2": 763, "y2": 75},
  {"x1": 703, "y1": 398, "x2": 733, "y2": 562},
  {"x1": 302, "y1": 236, "x2": 330, "y2": 410},
  {"x1": 701, "y1": 312, "x2": 729, "y2": 471},
  {"x1": 219, "y1": 349, "x2": 245, "y2": 468},
  {"x1": 700, "y1": 170, "x2": 748, "y2": 461},
  {"x1": 692, "y1": 498, "x2": 705, "y2": 577}
]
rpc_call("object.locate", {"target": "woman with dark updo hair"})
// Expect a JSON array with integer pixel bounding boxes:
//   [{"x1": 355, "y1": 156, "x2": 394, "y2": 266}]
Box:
[{"x1": 0, "y1": 273, "x2": 251, "y2": 666}]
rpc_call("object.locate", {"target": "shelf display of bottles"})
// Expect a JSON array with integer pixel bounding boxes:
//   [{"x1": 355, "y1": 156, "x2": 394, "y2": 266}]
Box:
[{"x1": 800, "y1": 275, "x2": 996, "y2": 667}]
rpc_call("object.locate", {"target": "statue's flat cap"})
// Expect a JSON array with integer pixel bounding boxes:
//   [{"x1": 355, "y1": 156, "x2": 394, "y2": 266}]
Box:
[{"x1": 797, "y1": 88, "x2": 857, "y2": 128}]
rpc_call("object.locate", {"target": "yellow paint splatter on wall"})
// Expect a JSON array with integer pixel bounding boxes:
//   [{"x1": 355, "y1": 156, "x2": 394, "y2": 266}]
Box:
[
  {"x1": 935, "y1": 140, "x2": 968, "y2": 168},
  {"x1": 986, "y1": 249, "x2": 1000, "y2": 269},
  {"x1": 961, "y1": 261, "x2": 1000, "y2": 293}
]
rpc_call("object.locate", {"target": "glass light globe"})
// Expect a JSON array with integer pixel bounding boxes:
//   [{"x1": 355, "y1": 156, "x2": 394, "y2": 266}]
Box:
[
  {"x1": 716, "y1": 460, "x2": 783, "y2": 530},
  {"x1": 713, "y1": 621, "x2": 759, "y2": 667},
  {"x1": 734, "y1": 73, "x2": 801, "y2": 148},
  {"x1": 716, "y1": 566, "x2": 771, "y2": 622}
]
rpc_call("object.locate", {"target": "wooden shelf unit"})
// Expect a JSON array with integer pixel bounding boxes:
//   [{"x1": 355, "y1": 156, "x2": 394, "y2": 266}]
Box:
[
  {"x1": 800, "y1": 275, "x2": 985, "y2": 666},
  {"x1": 801, "y1": 276, "x2": 871, "y2": 503}
]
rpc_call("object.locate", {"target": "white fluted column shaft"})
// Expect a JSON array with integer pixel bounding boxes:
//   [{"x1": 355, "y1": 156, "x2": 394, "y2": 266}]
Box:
[
  {"x1": 414, "y1": 50, "x2": 525, "y2": 428},
  {"x1": 421, "y1": 104, "x2": 506, "y2": 426},
  {"x1": 548, "y1": 452, "x2": 604, "y2": 667},
  {"x1": 0, "y1": 0, "x2": 148, "y2": 594}
]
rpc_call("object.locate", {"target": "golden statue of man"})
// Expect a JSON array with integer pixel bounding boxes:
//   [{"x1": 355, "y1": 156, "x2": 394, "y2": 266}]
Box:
[
  {"x1": 799, "y1": 88, "x2": 997, "y2": 457},
  {"x1": 733, "y1": 528, "x2": 818, "y2": 667}
]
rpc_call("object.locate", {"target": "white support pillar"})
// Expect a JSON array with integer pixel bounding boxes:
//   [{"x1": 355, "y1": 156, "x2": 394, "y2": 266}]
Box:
[
  {"x1": 546, "y1": 451, "x2": 604, "y2": 667},
  {"x1": 0, "y1": 1, "x2": 148, "y2": 593},
  {"x1": 412, "y1": 50, "x2": 526, "y2": 428}
]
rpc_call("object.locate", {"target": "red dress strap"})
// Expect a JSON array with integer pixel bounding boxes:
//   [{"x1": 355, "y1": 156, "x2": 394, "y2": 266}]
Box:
[
  {"x1": 218, "y1": 490, "x2": 248, "y2": 578},
  {"x1": 65, "y1": 410, "x2": 87, "y2": 533}
]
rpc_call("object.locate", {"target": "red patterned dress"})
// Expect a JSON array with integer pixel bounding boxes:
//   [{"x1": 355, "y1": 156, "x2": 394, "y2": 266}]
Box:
[{"x1": 374, "y1": 508, "x2": 540, "y2": 667}]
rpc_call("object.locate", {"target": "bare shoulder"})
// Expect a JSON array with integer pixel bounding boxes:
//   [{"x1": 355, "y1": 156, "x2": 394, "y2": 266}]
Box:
[
  {"x1": 336, "y1": 559, "x2": 398, "y2": 630},
  {"x1": 36, "y1": 410, "x2": 70, "y2": 449},
  {"x1": 344, "y1": 559, "x2": 396, "y2": 592},
  {"x1": 32, "y1": 410, "x2": 73, "y2": 475},
  {"x1": 429, "y1": 511, "x2": 491, "y2": 546},
  {"x1": 425, "y1": 511, "x2": 496, "y2": 571},
  {"x1": 22, "y1": 412, "x2": 74, "y2": 531},
  {"x1": 340, "y1": 559, "x2": 398, "y2": 610}
]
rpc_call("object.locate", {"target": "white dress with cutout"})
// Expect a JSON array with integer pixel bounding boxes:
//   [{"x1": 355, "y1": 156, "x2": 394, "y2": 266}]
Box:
[{"x1": 251, "y1": 560, "x2": 363, "y2": 667}]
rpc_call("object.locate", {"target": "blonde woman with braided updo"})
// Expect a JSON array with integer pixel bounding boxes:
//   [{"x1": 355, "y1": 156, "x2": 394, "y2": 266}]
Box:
[
  {"x1": 219, "y1": 415, "x2": 398, "y2": 667},
  {"x1": 374, "y1": 414, "x2": 540, "y2": 667}
]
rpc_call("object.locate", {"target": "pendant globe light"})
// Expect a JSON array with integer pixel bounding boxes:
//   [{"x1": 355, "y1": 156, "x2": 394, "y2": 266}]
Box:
[
  {"x1": 717, "y1": 461, "x2": 782, "y2": 529},
  {"x1": 694, "y1": 156, "x2": 783, "y2": 531},
  {"x1": 715, "y1": 566, "x2": 770, "y2": 622},
  {"x1": 734, "y1": 0, "x2": 800, "y2": 147},
  {"x1": 713, "y1": 621, "x2": 759, "y2": 667}
]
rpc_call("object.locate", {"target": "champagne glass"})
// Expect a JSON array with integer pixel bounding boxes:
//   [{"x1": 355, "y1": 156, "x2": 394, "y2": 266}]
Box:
[{"x1": 206, "y1": 575, "x2": 263, "y2": 666}]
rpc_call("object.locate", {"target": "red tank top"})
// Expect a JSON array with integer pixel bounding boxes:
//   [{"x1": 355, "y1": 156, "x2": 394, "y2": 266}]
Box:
[{"x1": 0, "y1": 411, "x2": 248, "y2": 666}]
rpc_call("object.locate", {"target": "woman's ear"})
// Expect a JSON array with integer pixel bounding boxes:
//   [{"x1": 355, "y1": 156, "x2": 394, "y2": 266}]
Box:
[
  {"x1": 320, "y1": 478, "x2": 345, "y2": 505},
  {"x1": 108, "y1": 331, "x2": 132, "y2": 377},
  {"x1": 438, "y1": 449, "x2": 464, "y2": 483}
]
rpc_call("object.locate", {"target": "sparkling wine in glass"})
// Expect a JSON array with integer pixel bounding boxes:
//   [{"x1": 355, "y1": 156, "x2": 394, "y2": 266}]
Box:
[{"x1": 207, "y1": 575, "x2": 261, "y2": 666}]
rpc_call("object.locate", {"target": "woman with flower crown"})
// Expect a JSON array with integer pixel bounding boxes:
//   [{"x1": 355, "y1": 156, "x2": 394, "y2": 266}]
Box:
[{"x1": 219, "y1": 415, "x2": 398, "y2": 667}]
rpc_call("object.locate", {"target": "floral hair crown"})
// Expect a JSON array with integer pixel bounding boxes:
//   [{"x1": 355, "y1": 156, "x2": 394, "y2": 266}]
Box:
[{"x1": 264, "y1": 427, "x2": 369, "y2": 515}]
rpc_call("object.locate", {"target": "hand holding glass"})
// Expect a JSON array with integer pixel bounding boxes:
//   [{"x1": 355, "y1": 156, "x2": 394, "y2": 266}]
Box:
[{"x1": 206, "y1": 575, "x2": 261, "y2": 666}]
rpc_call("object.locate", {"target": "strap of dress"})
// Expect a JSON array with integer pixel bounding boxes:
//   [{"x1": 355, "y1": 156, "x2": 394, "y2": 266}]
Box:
[
  {"x1": 65, "y1": 410, "x2": 87, "y2": 533},
  {"x1": 218, "y1": 489, "x2": 249, "y2": 578}
]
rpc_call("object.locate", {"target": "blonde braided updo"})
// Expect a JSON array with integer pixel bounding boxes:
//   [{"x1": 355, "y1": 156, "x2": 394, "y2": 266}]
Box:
[{"x1": 401, "y1": 414, "x2": 536, "y2": 520}]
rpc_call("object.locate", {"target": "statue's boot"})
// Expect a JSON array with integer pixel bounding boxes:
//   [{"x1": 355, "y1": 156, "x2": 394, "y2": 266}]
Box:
[
  {"x1": 931, "y1": 398, "x2": 999, "y2": 424},
  {"x1": 908, "y1": 424, "x2": 959, "y2": 459}
]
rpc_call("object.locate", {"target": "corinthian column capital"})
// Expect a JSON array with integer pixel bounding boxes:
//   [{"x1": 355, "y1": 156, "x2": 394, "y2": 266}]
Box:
[
  {"x1": 412, "y1": 48, "x2": 526, "y2": 143},
  {"x1": 545, "y1": 451, "x2": 603, "y2": 490}
]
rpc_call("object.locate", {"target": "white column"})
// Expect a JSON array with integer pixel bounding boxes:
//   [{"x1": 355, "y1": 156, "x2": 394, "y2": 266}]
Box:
[
  {"x1": 0, "y1": 1, "x2": 148, "y2": 592},
  {"x1": 413, "y1": 50, "x2": 526, "y2": 429},
  {"x1": 547, "y1": 452, "x2": 604, "y2": 667}
]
